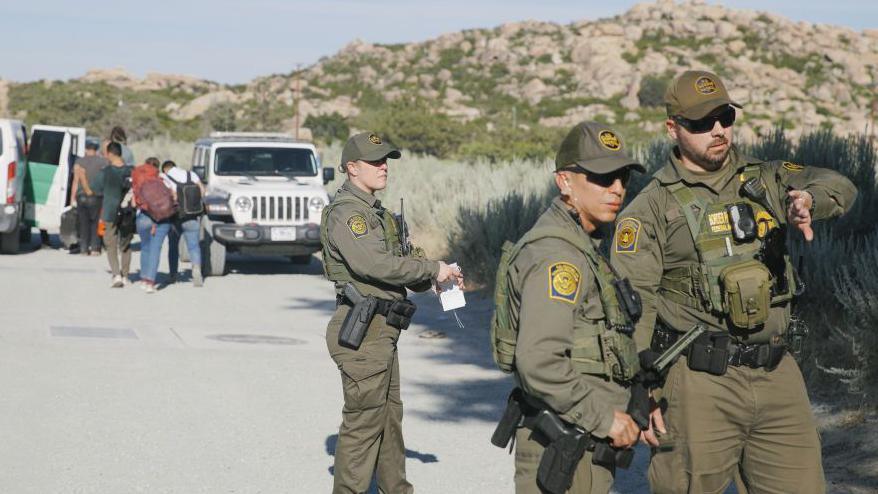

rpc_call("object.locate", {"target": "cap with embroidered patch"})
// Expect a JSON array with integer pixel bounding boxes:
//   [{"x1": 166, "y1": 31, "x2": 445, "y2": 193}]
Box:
[
  {"x1": 664, "y1": 70, "x2": 742, "y2": 120},
  {"x1": 555, "y1": 121, "x2": 644, "y2": 174},
  {"x1": 340, "y1": 132, "x2": 401, "y2": 169}
]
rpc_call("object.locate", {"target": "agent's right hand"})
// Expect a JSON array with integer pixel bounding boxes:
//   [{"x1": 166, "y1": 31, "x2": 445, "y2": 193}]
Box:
[
  {"x1": 436, "y1": 261, "x2": 464, "y2": 289},
  {"x1": 607, "y1": 410, "x2": 640, "y2": 449}
]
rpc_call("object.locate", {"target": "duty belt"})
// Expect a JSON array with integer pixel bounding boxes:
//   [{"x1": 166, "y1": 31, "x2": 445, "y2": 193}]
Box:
[
  {"x1": 337, "y1": 293, "x2": 396, "y2": 316},
  {"x1": 652, "y1": 320, "x2": 785, "y2": 371}
]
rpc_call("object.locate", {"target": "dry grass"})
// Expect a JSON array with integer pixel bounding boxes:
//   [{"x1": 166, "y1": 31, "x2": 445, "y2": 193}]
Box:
[
  {"x1": 322, "y1": 144, "x2": 553, "y2": 258},
  {"x1": 129, "y1": 136, "x2": 194, "y2": 169}
]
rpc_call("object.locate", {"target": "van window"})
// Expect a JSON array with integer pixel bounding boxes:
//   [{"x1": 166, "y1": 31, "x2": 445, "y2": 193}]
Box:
[
  {"x1": 29, "y1": 130, "x2": 65, "y2": 165},
  {"x1": 214, "y1": 147, "x2": 318, "y2": 176}
]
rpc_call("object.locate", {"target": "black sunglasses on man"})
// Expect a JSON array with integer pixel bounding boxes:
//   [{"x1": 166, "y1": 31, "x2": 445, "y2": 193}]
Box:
[{"x1": 673, "y1": 105, "x2": 736, "y2": 134}]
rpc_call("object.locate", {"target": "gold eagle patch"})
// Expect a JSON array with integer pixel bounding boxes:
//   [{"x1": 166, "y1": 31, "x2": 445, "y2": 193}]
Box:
[
  {"x1": 347, "y1": 214, "x2": 368, "y2": 238},
  {"x1": 615, "y1": 218, "x2": 641, "y2": 253},
  {"x1": 782, "y1": 161, "x2": 804, "y2": 172},
  {"x1": 549, "y1": 262, "x2": 581, "y2": 304}
]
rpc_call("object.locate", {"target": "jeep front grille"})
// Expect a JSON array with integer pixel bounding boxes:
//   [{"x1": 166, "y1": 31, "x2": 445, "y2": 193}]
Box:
[{"x1": 251, "y1": 195, "x2": 310, "y2": 222}]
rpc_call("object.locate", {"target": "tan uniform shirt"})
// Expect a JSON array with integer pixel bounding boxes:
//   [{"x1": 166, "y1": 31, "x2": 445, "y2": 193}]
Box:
[
  {"x1": 323, "y1": 180, "x2": 439, "y2": 299},
  {"x1": 611, "y1": 146, "x2": 858, "y2": 349},
  {"x1": 512, "y1": 197, "x2": 629, "y2": 438}
]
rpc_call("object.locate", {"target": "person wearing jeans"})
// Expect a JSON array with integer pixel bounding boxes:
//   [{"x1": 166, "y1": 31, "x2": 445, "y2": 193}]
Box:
[
  {"x1": 162, "y1": 160, "x2": 204, "y2": 287},
  {"x1": 168, "y1": 218, "x2": 203, "y2": 286},
  {"x1": 136, "y1": 210, "x2": 171, "y2": 293}
]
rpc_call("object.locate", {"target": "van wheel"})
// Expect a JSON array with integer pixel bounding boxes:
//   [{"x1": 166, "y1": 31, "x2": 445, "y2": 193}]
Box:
[
  {"x1": 289, "y1": 255, "x2": 311, "y2": 265},
  {"x1": 201, "y1": 230, "x2": 227, "y2": 276},
  {"x1": 19, "y1": 226, "x2": 31, "y2": 244},
  {"x1": 1, "y1": 225, "x2": 21, "y2": 254}
]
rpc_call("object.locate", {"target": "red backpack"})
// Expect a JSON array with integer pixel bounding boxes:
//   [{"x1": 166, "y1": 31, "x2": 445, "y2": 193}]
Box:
[{"x1": 138, "y1": 177, "x2": 176, "y2": 222}]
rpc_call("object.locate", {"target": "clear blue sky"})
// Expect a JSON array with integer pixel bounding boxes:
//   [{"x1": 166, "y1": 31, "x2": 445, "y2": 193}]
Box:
[{"x1": 2, "y1": 0, "x2": 876, "y2": 84}]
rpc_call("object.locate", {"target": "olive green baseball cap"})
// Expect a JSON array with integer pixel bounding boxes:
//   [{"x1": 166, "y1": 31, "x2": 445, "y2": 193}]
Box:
[
  {"x1": 555, "y1": 121, "x2": 644, "y2": 174},
  {"x1": 340, "y1": 132, "x2": 401, "y2": 168},
  {"x1": 665, "y1": 70, "x2": 742, "y2": 120}
]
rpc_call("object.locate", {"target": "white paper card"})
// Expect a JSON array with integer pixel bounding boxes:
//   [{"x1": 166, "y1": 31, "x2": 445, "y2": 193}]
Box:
[{"x1": 438, "y1": 263, "x2": 466, "y2": 311}]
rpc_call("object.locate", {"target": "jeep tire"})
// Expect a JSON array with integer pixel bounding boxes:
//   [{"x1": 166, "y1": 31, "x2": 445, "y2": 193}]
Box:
[{"x1": 201, "y1": 221, "x2": 227, "y2": 276}]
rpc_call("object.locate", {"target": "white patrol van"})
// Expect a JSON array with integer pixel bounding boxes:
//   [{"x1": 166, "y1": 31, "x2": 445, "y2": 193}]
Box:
[
  {"x1": 192, "y1": 132, "x2": 335, "y2": 276},
  {"x1": 23, "y1": 125, "x2": 86, "y2": 249},
  {"x1": 0, "y1": 119, "x2": 29, "y2": 253}
]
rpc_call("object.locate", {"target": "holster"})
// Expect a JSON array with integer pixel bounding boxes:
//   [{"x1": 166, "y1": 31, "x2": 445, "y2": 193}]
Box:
[
  {"x1": 338, "y1": 294, "x2": 378, "y2": 350},
  {"x1": 386, "y1": 299, "x2": 417, "y2": 330},
  {"x1": 491, "y1": 388, "x2": 524, "y2": 449}
]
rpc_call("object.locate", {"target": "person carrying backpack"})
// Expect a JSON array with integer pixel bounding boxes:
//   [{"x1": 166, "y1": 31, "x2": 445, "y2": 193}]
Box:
[
  {"x1": 490, "y1": 122, "x2": 646, "y2": 494},
  {"x1": 161, "y1": 160, "x2": 205, "y2": 287},
  {"x1": 101, "y1": 142, "x2": 134, "y2": 287},
  {"x1": 133, "y1": 157, "x2": 175, "y2": 293}
]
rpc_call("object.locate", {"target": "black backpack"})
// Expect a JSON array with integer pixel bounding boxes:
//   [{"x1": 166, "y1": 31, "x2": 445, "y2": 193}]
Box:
[{"x1": 167, "y1": 171, "x2": 204, "y2": 218}]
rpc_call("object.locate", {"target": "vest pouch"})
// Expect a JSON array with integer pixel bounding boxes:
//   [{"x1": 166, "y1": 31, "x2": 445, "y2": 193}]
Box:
[
  {"x1": 598, "y1": 331, "x2": 640, "y2": 382},
  {"x1": 720, "y1": 260, "x2": 771, "y2": 329},
  {"x1": 386, "y1": 299, "x2": 417, "y2": 330}
]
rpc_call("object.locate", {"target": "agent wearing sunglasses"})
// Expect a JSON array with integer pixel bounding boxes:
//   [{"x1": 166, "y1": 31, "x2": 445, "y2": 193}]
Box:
[
  {"x1": 610, "y1": 70, "x2": 858, "y2": 494},
  {"x1": 321, "y1": 132, "x2": 463, "y2": 494},
  {"x1": 496, "y1": 121, "x2": 645, "y2": 494}
]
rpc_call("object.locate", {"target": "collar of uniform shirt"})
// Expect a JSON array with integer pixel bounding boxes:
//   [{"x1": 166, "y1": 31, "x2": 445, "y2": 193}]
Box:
[
  {"x1": 660, "y1": 145, "x2": 759, "y2": 194},
  {"x1": 342, "y1": 179, "x2": 380, "y2": 207}
]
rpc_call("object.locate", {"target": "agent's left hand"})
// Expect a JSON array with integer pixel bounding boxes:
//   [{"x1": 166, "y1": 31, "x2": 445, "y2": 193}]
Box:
[{"x1": 786, "y1": 190, "x2": 814, "y2": 242}]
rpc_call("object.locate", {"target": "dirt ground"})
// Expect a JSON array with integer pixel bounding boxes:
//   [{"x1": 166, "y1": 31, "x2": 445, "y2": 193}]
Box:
[{"x1": 816, "y1": 405, "x2": 878, "y2": 493}]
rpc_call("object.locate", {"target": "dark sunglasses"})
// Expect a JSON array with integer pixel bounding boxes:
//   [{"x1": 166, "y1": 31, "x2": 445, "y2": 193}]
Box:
[
  {"x1": 363, "y1": 157, "x2": 387, "y2": 166},
  {"x1": 674, "y1": 106, "x2": 736, "y2": 134},
  {"x1": 568, "y1": 166, "x2": 630, "y2": 187}
]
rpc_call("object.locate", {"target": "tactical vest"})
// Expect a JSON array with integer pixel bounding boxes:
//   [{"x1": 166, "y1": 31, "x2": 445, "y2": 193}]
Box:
[
  {"x1": 320, "y1": 195, "x2": 404, "y2": 285},
  {"x1": 659, "y1": 164, "x2": 795, "y2": 329},
  {"x1": 491, "y1": 227, "x2": 640, "y2": 383}
]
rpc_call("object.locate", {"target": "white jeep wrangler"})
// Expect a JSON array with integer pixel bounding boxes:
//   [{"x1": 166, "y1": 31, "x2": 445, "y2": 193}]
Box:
[{"x1": 192, "y1": 132, "x2": 334, "y2": 275}]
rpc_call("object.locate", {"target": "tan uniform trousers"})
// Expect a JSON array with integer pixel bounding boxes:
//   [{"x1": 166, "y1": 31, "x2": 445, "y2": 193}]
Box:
[
  {"x1": 649, "y1": 353, "x2": 824, "y2": 494},
  {"x1": 326, "y1": 305, "x2": 413, "y2": 494}
]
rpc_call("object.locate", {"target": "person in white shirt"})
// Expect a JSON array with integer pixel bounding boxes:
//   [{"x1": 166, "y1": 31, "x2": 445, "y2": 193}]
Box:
[{"x1": 161, "y1": 160, "x2": 206, "y2": 287}]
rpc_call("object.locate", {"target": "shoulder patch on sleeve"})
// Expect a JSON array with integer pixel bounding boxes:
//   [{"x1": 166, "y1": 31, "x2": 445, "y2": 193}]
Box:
[
  {"x1": 782, "y1": 161, "x2": 804, "y2": 172},
  {"x1": 614, "y1": 218, "x2": 641, "y2": 254},
  {"x1": 346, "y1": 214, "x2": 368, "y2": 238},
  {"x1": 548, "y1": 262, "x2": 581, "y2": 304}
]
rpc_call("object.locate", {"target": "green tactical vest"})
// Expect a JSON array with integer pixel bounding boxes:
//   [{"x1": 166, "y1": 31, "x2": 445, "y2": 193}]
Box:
[
  {"x1": 659, "y1": 164, "x2": 795, "y2": 329},
  {"x1": 491, "y1": 226, "x2": 640, "y2": 383},
  {"x1": 320, "y1": 196, "x2": 405, "y2": 286}
]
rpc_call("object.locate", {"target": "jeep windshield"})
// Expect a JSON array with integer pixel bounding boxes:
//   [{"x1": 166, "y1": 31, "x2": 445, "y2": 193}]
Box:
[{"x1": 214, "y1": 147, "x2": 318, "y2": 176}]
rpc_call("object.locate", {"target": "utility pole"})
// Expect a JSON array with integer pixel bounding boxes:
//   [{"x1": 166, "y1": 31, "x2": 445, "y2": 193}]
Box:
[{"x1": 294, "y1": 63, "x2": 302, "y2": 140}]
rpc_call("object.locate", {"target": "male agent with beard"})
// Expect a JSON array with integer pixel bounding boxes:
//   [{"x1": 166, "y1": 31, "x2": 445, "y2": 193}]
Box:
[
  {"x1": 494, "y1": 121, "x2": 644, "y2": 494},
  {"x1": 610, "y1": 70, "x2": 857, "y2": 493},
  {"x1": 320, "y1": 132, "x2": 463, "y2": 494}
]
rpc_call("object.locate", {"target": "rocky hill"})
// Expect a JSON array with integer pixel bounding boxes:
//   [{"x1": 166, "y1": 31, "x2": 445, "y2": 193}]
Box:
[{"x1": 3, "y1": 0, "x2": 878, "y2": 159}]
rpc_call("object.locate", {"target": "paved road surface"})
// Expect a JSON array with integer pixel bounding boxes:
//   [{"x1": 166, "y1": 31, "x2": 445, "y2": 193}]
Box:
[{"x1": 0, "y1": 240, "x2": 657, "y2": 493}]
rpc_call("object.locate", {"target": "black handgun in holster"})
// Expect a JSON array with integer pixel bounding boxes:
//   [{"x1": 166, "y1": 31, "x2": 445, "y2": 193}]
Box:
[
  {"x1": 338, "y1": 283, "x2": 378, "y2": 350},
  {"x1": 532, "y1": 408, "x2": 590, "y2": 494}
]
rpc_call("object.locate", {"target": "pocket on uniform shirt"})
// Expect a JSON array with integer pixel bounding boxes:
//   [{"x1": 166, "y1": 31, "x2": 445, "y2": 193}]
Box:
[{"x1": 339, "y1": 359, "x2": 390, "y2": 411}]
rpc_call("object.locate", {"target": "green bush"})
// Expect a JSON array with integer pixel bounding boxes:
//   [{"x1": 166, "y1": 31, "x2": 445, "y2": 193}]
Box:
[
  {"x1": 637, "y1": 75, "x2": 668, "y2": 108},
  {"x1": 305, "y1": 112, "x2": 349, "y2": 145}
]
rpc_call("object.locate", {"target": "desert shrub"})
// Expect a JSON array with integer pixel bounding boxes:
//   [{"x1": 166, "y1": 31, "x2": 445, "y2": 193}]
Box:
[
  {"x1": 637, "y1": 75, "x2": 669, "y2": 108},
  {"x1": 305, "y1": 112, "x2": 349, "y2": 145}
]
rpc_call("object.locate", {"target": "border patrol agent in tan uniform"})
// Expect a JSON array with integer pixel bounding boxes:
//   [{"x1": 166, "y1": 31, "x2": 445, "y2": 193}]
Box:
[
  {"x1": 321, "y1": 132, "x2": 463, "y2": 494},
  {"x1": 610, "y1": 71, "x2": 858, "y2": 494},
  {"x1": 490, "y1": 122, "x2": 646, "y2": 494}
]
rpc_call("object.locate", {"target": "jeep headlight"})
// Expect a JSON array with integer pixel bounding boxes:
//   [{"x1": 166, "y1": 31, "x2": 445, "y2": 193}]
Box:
[
  {"x1": 309, "y1": 196, "x2": 326, "y2": 211},
  {"x1": 234, "y1": 196, "x2": 253, "y2": 212}
]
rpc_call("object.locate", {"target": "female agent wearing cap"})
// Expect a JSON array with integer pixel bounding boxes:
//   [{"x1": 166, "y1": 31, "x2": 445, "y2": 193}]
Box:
[{"x1": 320, "y1": 131, "x2": 463, "y2": 494}]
